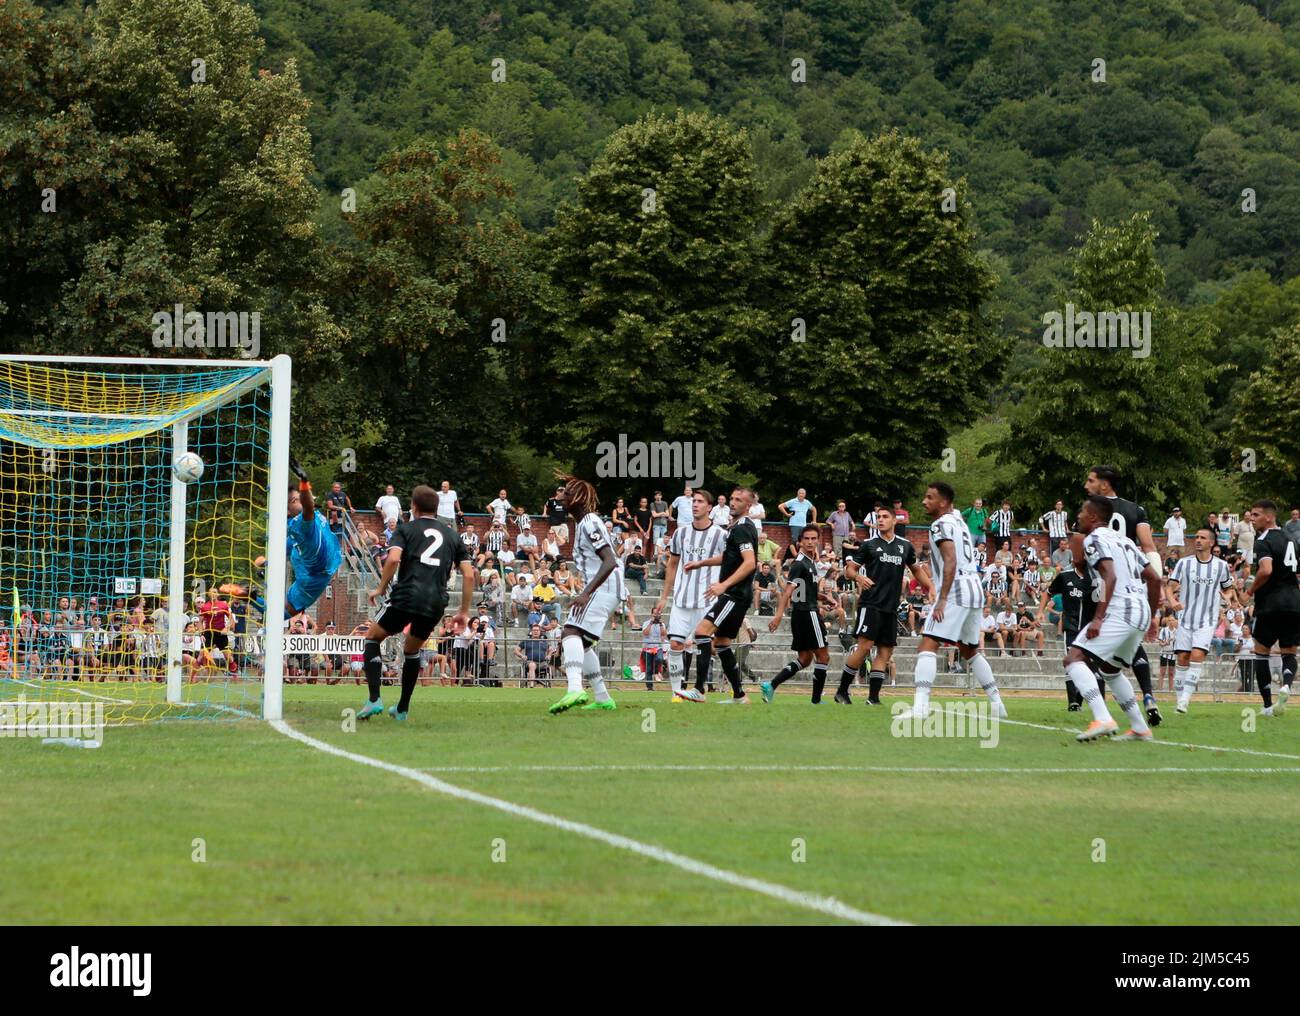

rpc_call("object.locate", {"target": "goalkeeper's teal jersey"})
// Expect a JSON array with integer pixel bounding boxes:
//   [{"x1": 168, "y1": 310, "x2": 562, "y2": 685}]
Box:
[{"x1": 286, "y1": 511, "x2": 341, "y2": 576}]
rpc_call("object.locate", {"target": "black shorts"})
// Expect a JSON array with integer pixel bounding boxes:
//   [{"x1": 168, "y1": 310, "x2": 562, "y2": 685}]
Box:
[
  {"x1": 203, "y1": 629, "x2": 228, "y2": 651},
  {"x1": 852, "y1": 604, "x2": 898, "y2": 647},
  {"x1": 703, "y1": 597, "x2": 747, "y2": 640},
  {"x1": 1252, "y1": 611, "x2": 1300, "y2": 649},
  {"x1": 790, "y1": 610, "x2": 828, "y2": 652},
  {"x1": 376, "y1": 604, "x2": 446, "y2": 642}
]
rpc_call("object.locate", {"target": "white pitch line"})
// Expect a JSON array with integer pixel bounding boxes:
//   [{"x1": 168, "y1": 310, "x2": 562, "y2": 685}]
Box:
[
  {"x1": 414, "y1": 763, "x2": 1300, "y2": 775},
  {"x1": 4, "y1": 678, "x2": 134, "y2": 705},
  {"x1": 270, "y1": 720, "x2": 907, "y2": 926},
  {"x1": 940, "y1": 706, "x2": 1300, "y2": 761}
]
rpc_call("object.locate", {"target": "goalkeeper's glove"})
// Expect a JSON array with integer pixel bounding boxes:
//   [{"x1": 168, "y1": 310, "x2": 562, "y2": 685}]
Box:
[{"x1": 288, "y1": 453, "x2": 310, "y2": 490}]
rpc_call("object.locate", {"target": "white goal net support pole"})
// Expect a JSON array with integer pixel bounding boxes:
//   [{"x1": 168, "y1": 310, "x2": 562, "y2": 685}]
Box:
[
  {"x1": 166, "y1": 418, "x2": 189, "y2": 704},
  {"x1": 261, "y1": 355, "x2": 292, "y2": 722}
]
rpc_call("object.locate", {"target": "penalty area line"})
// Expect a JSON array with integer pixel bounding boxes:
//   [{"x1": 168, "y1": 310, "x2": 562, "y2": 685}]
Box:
[
  {"x1": 945, "y1": 706, "x2": 1300, "y2": 761},
  {"x1": 270, "y1": 720, "x2": 908, "y2": 927}
]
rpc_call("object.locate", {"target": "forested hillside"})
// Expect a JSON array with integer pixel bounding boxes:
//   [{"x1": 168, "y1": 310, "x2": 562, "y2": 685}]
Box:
[{"x1": 4, "y1": 0, "x2": 1299, "y2": 512}]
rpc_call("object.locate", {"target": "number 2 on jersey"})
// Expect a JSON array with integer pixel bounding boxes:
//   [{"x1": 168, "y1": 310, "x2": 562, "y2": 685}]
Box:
[{"x1": 419, "y1": 528, "x2": 444, "y2": 567}]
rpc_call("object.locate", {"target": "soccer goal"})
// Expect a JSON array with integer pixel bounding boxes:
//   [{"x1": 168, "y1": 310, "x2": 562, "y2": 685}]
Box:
[{"x1": 0, "y1": 354, "x2": 292, "y2": 727}]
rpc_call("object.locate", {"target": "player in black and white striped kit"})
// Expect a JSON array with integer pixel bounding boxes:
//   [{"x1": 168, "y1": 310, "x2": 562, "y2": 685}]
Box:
[
  {"x1": 1066, "y1": 497, "x2": 1163, "y2": 741},
  {"x1": 1166, "y1": 526, "x2": 1235, "y2": 713},
  {"x1": 1243, "y1": 499, "x2": 1300, "y2": 716},
  {"x1": 1084, "y1": 465, "x2": 1164, "y2": 726},
  {"x1": 654, "y1": 489, "x2": 726, "y2": 701},
  {"x1": 905, "y1": 482, "x2": 1007, "y2": 719},
  {"x1": 549, "y1": 475, "x2": 622, "y2": 715}
]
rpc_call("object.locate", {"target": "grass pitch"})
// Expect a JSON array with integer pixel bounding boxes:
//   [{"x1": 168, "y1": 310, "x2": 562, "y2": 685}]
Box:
[{"x1": 3, "y1": 686, "x2": 1297, "y2": 925}]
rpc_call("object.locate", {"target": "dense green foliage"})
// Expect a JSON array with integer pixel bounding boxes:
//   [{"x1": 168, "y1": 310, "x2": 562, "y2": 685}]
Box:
[{"x1": 4, "y1": 0, "x2": 1299, "y2": 515}]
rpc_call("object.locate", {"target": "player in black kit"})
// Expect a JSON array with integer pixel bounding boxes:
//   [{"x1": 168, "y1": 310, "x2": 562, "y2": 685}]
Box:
[
  {"x1": 684, "y1": 486, "x2": 759, "y2": 703},
  {"x1": 1084, "y1": 465, "x2": 1162, "y2": 725},
  {"x1": 761, "y1": 527, "x2": 831, "y2": 703},
  {"x1": 359, "y1": 485, "x2": 476, "y2": 721},
  {"x1": 835, "y1": 505, "x2": 931, "y2": 705},
  {"x1": 1244, "y1": 499, "x2": 1300, "y2": 716}
]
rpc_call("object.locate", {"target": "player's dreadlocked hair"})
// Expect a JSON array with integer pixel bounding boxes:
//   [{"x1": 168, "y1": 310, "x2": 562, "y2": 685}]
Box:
[{"x1": 556, "y1": 472, "x2": 599, "y2": 518}]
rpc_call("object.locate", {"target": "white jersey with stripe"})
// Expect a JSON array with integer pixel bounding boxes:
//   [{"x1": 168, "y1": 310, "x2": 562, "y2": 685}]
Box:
[
  {"x1": 669, "y1": 522, "x2": 727, "y2": 610},
  {"x1": 571, "y1": 512, "x2": 616, "y2": 589},
  {"x1": 1170, "y1": 554, "x2": 1231, "y2": 630},
  {"x1": 1082, "y1": 528, "x2": 1151, "y2": 628},
  {"x1": 928, "y1": 510, "x2": 984, "y2": 607}
]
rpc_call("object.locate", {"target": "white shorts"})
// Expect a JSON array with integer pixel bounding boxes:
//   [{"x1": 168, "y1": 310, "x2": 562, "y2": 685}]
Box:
[
  {"x1": 1072, "y1": 612, "x2": 1147, "y2": 669},
  {"x1": 1173, "y1": 623, "x2": 1214, "y2": 655},
  {"x1": 565, "y1": 580, "x2": 619, "y2": 642},
  {"x1": 922, "y1": 600, "x2": 982, "y2": 646},
  {"x1": 1238, "y1": 545, "x2": 1254, "y2": 564},
  {"x1": 667, "y1": 603, "x2": 710, "y2": 643}
]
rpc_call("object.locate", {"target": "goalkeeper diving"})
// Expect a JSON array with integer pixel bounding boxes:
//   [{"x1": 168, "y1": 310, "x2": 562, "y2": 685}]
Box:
[{"x1": 283, "y1": 457, "x2": 343, "y2": 617}]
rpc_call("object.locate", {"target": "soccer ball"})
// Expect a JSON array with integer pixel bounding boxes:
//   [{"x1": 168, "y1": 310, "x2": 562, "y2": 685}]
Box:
[{"x1": 173, "y1": 451, "x2": 205, "y2": 483}]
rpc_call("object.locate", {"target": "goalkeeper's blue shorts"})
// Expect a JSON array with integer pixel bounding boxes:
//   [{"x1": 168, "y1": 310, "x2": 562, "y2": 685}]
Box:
[{"x1": 287, "y1": 569, "x2": 334, "y2": 614}]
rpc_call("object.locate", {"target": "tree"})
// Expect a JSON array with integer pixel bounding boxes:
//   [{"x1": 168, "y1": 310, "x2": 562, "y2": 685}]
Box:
[
  {"x1": 0, "y1": 0, "x2": 332, "y2": 361},
  {"x1": 532, "y1": 110, "x2": 771, "y2": 496},
  {"x1": 999, "y1": 214, "x2": 1218, "y2": 511},
  {"x1": 340, "y1": 131, "x2": 542, "y2": 500},
  {"x1": 1228, "y1": 323, "x2": 1300, "y2": 506},
  {"x1": 760, "y1": 130, "x2": 1005, "y2": 505}
]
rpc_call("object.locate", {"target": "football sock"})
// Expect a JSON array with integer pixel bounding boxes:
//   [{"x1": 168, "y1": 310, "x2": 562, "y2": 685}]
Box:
[
  {"x1": 584, "y1": 646, "x2": 611, "y2": 703},
  {"x1": 1065, "y1": 679, "x2": 1080, "y2": 707},
  {"x1": 694, "y1": 637, "x2": 713, "y2": 692},
  {"x1": 837, "y1": 665, "x2": 857, "y2": 696},
  {"x1": 868, "y1": 671, "x2": 885, "y2": 702},
  {"x1": 1173, "y1": 665, "x2": 1189, "y2": 707},
  {"x1": 1255, "y1": 655, "x2": 1273, "y2": 708},
  {"x1": 1067, "y1": 661, "x2": 1109, "y2": 722},
  {"x1": 717, "y1": 645, "x2": 743, "y2": 697},
  {"x1": 561, "y1": 634, "x2": 585, "y2": 694},
  {"x1": 771, "y1": 660, "x2": 801, "y2": 688},
  {"x1": 912, "y1": 651, "x2": 936, "y2": 714},
  {"x1": 668, "y1": 648, "x2": 684, "y2": 693},
  {"x1": 811, "y1": 662, "x2": 828, "y2": 703},
  {"x1": 1105, "y1": 671, "x2": 1149, "y2": 734},
  {"x1": 363, "y1": 639, "x2": 383, "y2": 702},
  {"x1": 683, "y1": 650, "x2": 693, "y2": 685},
  {"x1": 969, "y1": 653, "x2": 1002, "y2": 711},
  {"x1": 1131, "y1": 646, "x2": 1154, "y2": 697},
  {"x1": 397, "y1": 652, "x2": 420, "y2": 712},
  {"x1": 1283, "y1": 653, "x2": 1296, "y2": 687}
]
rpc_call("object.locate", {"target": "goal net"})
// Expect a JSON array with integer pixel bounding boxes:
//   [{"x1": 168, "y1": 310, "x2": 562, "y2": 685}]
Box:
[{"x1": 0, "y1": 355, "x2": 291, "y2": 729}]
